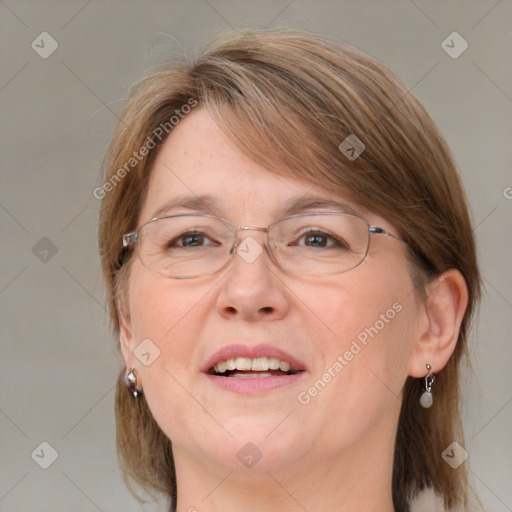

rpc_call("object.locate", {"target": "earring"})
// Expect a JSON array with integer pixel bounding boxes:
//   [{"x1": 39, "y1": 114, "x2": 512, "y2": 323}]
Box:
[
  {"x1": 419, "y1": 363, "x2": 436, "y2": 408},
  {"x1": 125, "y1": 367, "x2": 142, "y2": 398}
]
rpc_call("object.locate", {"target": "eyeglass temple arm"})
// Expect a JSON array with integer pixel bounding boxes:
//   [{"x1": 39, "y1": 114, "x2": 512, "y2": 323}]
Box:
[{"x1": 369, "y1": 226, "x2": 408, "y2": 245}]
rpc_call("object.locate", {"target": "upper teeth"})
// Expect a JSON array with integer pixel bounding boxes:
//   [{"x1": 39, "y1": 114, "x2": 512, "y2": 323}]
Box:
[{"x1": 213, "y1": 357, "x2": 291, "y2": 373}]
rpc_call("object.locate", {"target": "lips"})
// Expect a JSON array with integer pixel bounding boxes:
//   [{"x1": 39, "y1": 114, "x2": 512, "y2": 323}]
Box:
[{"x1": 202, "y1": 344, "x2": 307, "y2": 377}]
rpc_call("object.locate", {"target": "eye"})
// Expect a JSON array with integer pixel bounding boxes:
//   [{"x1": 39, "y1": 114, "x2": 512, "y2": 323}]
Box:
[
  {"x1": 295, "y1": 230, "x2": 350, "y2": 249},
  {"x1": 179, "y1": 232, "x2": 206, "y2": 247},
  {"x1": 302, "y1": 231, "x2": 330, "y2": 248},
  {"x1": 166, "y1": 231, "x2": 218, "y2": 249}
]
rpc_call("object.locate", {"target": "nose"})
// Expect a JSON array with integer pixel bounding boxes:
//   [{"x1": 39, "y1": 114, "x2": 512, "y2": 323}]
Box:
[{"x1": 215, "y1": 231, "x2": 290, "y2": 322}]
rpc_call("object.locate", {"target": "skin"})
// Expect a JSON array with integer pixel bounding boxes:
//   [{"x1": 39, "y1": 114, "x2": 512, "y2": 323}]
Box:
[{"x1": 119, "y1": 109, "x2": 468, "y2": 512}]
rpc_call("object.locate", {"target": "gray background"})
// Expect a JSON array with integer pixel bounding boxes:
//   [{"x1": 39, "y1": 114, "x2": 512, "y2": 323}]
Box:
[{"x1": 1, "y1": 1, "x2": 511, "y2": 511}]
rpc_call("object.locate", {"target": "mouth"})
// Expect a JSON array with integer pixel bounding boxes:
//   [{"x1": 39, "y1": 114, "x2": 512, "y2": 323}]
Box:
[
  {"x1": 202, "y1": 344, "x2": 307, "y2": 393},
  {"x1": 208, "y1": 356, "x2": 303, "y2": 378}
]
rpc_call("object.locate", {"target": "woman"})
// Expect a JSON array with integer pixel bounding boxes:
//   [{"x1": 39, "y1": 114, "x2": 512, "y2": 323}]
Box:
[{"x1": 98, "y1": 29, "x2": 481, "y2": 512}]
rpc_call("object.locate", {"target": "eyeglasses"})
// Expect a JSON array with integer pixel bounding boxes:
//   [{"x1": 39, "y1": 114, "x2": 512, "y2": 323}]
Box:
[{"x1": 122, "y1": 212, "x2": 406, "y2": 279}]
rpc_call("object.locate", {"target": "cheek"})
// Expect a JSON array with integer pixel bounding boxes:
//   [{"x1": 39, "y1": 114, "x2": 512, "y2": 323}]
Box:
[
  {"x1": 127, "y1": 269, "x2": 208, "y2": 389},
  {"x1": 305, "y1": 259, "x2": 417, "y2": 391},
  {"x1": 128, "y1": 276, "x2": 169, "y2": 343},
  {"x1": 126, "y1": 271, "x2": 211, "y2": 433},
  {"x1": 128, "y1": 266, "x2": 206, "y2": 342},
  {"x1": 305, "y1": 263, "x2": 412, "y2": 341},
  {"x1": 294, "y1": 270, "x2": 418, "y2": 445}
]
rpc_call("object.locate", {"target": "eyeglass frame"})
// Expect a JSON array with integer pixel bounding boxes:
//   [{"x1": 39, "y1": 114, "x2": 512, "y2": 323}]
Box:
[{"x1": 121, "y1": 211, "x2": 408, "y2": 279}]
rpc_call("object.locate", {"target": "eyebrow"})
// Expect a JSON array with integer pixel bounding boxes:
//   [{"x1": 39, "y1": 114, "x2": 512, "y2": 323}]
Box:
[
  {"x1": 151, "y1": 195, "x2": 221, "y2": 219},
  {"x1": 281, "y1": 196, "x2": 360, "y2": 217},
  {"x1": 150, "y1": 194, "x2": 360, "y2": 220}
]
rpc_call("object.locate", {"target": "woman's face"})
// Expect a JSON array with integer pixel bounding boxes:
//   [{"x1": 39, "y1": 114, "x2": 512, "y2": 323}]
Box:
[{"x1": 121, "y1": 108, "x2": 422, "y2": 477}]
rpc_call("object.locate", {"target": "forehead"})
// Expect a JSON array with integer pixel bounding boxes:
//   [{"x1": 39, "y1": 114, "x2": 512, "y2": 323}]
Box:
[{"x1": 139, "y1": 109, "x2": 370, "y2": 224}]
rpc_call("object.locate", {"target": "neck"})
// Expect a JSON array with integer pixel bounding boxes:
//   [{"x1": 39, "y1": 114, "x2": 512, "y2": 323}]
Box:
[{"x1": 173, "y1": 404, "x2": 399, "y2": 512}]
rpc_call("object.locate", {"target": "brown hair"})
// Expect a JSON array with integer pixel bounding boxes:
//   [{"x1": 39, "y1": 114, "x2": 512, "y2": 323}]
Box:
[{"x1": 98, "y1": 28, "x2": 480, "y2": 511}]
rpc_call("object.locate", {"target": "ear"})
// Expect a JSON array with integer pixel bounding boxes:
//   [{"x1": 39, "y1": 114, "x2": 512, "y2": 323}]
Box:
[
  {"x1": 408, "y1": 269, "x2": 468, "y2": 378},
  {"x1": 119, "y1": 302, "x2": 137, "y2": 370}
]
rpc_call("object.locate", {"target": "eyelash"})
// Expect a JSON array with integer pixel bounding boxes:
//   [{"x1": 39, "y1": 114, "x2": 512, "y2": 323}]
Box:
[{"x1": 165, "y1": 229, "x2": 348, "y2": 250}]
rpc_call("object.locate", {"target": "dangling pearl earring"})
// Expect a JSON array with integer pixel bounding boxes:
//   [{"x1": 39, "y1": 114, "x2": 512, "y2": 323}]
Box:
[{"x1": 419, "y1": 363, "x2": 436, "y2": 408}]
